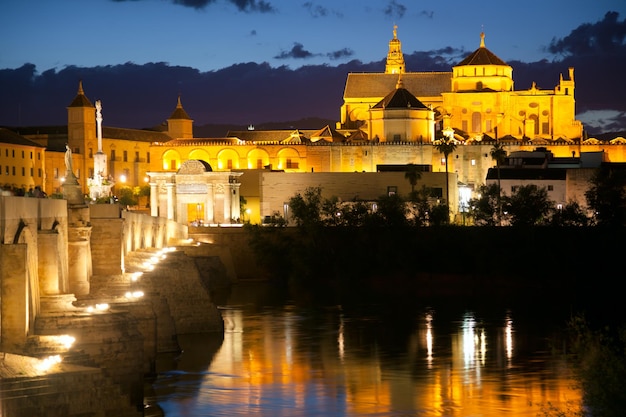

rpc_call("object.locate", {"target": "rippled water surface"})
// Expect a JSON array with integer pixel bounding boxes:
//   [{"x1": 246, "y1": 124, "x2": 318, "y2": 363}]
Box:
[{"x1": 151, "y1": 283, "x2": 582, "y2": 416}]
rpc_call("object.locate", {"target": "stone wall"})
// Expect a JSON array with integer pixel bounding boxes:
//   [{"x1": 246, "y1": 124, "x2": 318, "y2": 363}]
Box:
[
  {"x1": 190, "y1": 227, "x2": 266, "y2": 281},
  {"x1": 0, "y1": 353, "x2": 141, "y2": 417},
  {"x1": 238, "y1": 170, "x2": 454, "y2": 223},
  {"x1": 1, "y1": 196, "x2": 69, "y2": 346},
  {"x1": 122, "y1": 210, "x2": 188, "y2": 254}
]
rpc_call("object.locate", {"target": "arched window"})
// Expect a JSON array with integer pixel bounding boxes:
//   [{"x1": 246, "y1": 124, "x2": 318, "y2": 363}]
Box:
[
  {"x1": 529, "y1": 114, "x2": 539, "y2": 135},
  {"x1": 471, "y1": 112, "x2": 482, "y2": 133}
]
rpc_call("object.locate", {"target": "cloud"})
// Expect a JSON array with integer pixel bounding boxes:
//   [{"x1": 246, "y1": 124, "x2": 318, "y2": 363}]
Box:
[
  {"x1": 112, "y1": 0, "x2": 275, "y2": 12},
  {"x1": 383, "y1": 0, "x2": 406, "y2": 19},
  {"x1": 274, "y1": 43, "x2": 318, "y2": 60},
  {"x1": 302, "y1": 1, "x2": 343, "y2": 18},
  {"x1": 418, "y1": 10, "x2": 434, "y2": 19},
  {"x1": 327, "y1": 48, "x2": 354, "y2": 60},
  {"x1": 547, "y1": 11, "x2": 626, "y2": 57},
  {"x1": 578, "y1": 110, "x2": 626, "y2": 135},
  {"x1": 303, "y1": 2, "x2": 327, "y2": 17}
]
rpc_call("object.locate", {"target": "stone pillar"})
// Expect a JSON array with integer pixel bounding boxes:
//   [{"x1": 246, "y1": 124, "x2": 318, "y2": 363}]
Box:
[
  {"x1": 38, "y1": 230, "x2": 61, "y2": 295},
  {"x1": 62, "y1": 176, "x2": 84, "y2": 206},
  {"x1": 231, "y1": 183, "x2": 241, "y2": 222},
  {"x1": 223, "y1": 182, "x2": 232, "y2": 223},
  {"x1": 166, "y1": 184, "x2": 175, "y2": 220},
  {"x1": 67, "y1": 206, "x2": 92, "y2": 296},
  {"x1": 68, "y1": 227, "x2": 92, "y2": 296},
  {"x1": 206, "y1": 183, "x2": 214, "y2": 223},
  {"x1": 1, "y1": 244, "x2": 29, "y2": 346},
  {"x1": 150, "y1": 183, "x2": 158, "y2": 217}
]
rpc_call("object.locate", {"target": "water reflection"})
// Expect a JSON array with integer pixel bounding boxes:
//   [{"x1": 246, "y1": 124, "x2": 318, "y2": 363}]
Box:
[{"x1": 153, "y1": 289, "x2": 581, "y2": 417}]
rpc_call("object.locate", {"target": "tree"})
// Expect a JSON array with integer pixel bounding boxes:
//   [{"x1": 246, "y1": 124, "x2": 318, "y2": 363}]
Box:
[
  {"x1": 489, "y1": 142, "x2": 507, "y2": 225},
  {"x1": 550, "y1": 201, "x2": 591, "y2": 227},
  {"x1": 409, "y1": 185, "x2": 434, "y2": 226},
  {"x1": 117, "y1": 186, "x2": 138, "y2": 207},
  {"x1": 585, "y1": 165, "x2": 626, "y2": 227},
  {"x1": 429, "y1": 203, "x2": 451, "y2": 226},
  {"x1": 503, "y1": 184, "x2": 554, "y2": 226},
  {"x1": 404, "y1": 163, "x2": 422, "y2": 196},
  {"x1": 287, "y1": 187, "x2": 323, "y2": 227},
  {"x1": 468, "y1": 183, "x2": 502, "y2": 226},
  {"x1": 434, "y1": 129, "x2": 457, "y2": 220},
  {"x1": 370, "y1": 193, "x2": 409, "y2": 227}
]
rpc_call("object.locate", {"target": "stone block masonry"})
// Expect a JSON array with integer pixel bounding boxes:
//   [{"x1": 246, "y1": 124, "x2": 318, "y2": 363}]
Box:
[{"x1": 132, "y1": 248, "x2": 225, "y2": 334}]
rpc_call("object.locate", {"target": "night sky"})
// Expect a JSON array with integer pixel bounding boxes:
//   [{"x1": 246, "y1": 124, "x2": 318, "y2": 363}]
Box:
[{"x1": 1, "y1": 1, "x2": 625, "y2": 134}]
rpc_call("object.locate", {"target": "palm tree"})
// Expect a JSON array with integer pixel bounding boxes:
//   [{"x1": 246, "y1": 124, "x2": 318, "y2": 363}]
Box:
[
  {"x1": 489, "y1": 142, "x2": 506, "y2": 225},
  {"x1": 434, "y1": 128, "x2": 457, "y2": 207},
  {"x1": 404, "y1": 164, "x2": 421, "y2": 197}
]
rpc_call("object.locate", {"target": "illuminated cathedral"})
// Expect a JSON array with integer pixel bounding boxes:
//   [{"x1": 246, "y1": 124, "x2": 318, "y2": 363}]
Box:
[{"x1": 339, "y1": 26, "x2": 582, "y2": 142}]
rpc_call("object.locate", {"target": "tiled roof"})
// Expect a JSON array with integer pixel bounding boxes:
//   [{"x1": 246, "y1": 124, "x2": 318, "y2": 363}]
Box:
[
  {"x1": 457, "y1": 46, "x2": 507, "y2": 66},
  {"x1": 168, "y1": 97, "x2": 192, "y2": 120},
  {"x1": 310, "y1": 125, "x2": 347, "y2": 143},
  {"x1": 6, "y1": 126, "x2": 68, "y2": 136},
  {"x1": 102, "y1": 127, "x2": 171, "y2": 143},
  {"x1": 169, "y1": 107, "x2": 191, "y2": 120},
  {"x1": 228, "y1": 129, "x2": 321, "y2": 143},
  {"x1": 68, "y1": 94, "x2": 94, "y2": 108},
  {"x1": 372, "y1": 88, "x2": 429, "y2": 110},
  {"x1": 0, "y1": 128, "x2": 47, "y2": 147},
  {"x1": 67, "y1": 81, "x2": 94, "y2": 108},
  {"x1": 164, "y1": 137, "x2": 242, "y2": 146},
  {"x1": 344, "y1": 72, "x2": 451, "y2": 99}
]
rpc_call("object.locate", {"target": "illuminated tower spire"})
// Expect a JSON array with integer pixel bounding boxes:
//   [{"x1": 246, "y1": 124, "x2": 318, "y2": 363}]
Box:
[{"x1": 385, "y1": 25, "x2": 405, "y2": 74}]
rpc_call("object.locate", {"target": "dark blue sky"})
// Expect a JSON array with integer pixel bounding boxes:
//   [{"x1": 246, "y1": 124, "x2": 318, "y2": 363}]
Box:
[{"x1": 3, "y1": 0, "x2": 622, "y2": 71}]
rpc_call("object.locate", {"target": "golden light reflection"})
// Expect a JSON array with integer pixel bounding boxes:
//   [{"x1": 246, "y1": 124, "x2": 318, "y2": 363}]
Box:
[
  {"x1": 338, "y1": 314, "x2": 345, "y2": 362},
  {"x1": 425, "y1": 312, "x2": 433, "y2": 366},
  {"x1": 182, "y1": 307, "x2": 581, "y2": 417},
  {"x1": 505, "y1": 316, "x2": 514, "y2": 361}
]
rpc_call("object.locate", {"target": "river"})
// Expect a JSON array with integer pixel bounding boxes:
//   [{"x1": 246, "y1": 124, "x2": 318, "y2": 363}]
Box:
[{"x1": 149, "y1": 281, "x2": 583, "y2": 416}]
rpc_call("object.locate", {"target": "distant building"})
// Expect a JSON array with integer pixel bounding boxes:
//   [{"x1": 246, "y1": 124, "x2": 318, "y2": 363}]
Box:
[
  {"x1": 0, "y1": 128, "x2": 46, "y2": 193},
  {"x1": 486, "y1": 147, "x2": 607, "y2": 211}
]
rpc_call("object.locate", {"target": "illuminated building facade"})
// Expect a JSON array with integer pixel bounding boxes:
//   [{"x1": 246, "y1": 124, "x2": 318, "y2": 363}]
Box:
[
  {"x1": 0, "y1": 128, "x2": 46, "y2": 193},
  {"x1": 339, "y1": 28, "x2": 582, "y2": 142}
]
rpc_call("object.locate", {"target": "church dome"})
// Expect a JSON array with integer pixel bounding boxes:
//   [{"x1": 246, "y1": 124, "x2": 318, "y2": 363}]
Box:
[{"x1": 456, "y1": 32, "x2": 507, "y2": 66}]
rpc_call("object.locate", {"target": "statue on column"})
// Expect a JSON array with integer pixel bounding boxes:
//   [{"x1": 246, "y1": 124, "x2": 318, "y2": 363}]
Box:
[{"x1": 65, "y1": 144, "x2": 74, "y2": 176}]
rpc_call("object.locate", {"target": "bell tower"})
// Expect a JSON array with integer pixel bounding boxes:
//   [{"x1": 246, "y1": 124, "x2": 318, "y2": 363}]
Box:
[
  {"x1": 67, "y1": 81, "x2": 95, "y2": 155},
  {"x1": 167, "y1": 96, "x2": 193, "y2": 139},
  {"x1": 385, "y1": 25, "x2": 405, "y2": 74}
]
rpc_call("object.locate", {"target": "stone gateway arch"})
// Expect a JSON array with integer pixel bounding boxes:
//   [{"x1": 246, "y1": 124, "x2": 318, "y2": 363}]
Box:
[{"x1": 148, "y1": 160, "x2": 242, "y2": 225}]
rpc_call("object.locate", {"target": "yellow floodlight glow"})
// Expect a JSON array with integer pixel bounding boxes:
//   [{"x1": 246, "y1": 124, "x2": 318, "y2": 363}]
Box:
[
  {"x1": 37, "y1": 355, "x2": 62, "y2": 372},
  {"x1": 125, "y1": 291, "x2": 145, "y2": 299},
  {"x1": 54, "y1": 335, "x2": 76, "y2": 349}
]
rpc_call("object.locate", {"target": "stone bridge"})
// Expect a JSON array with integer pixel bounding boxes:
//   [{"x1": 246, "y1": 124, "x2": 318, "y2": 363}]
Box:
[{"x1": 0, "y1": 196, "x2": 225, "y2": 416}]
